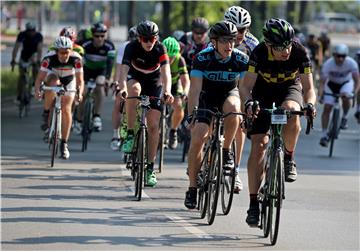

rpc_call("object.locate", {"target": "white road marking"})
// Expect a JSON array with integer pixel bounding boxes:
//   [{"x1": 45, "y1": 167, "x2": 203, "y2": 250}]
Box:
[
  {"x1": 127, "y1": 186, "x2": 150, "y2": 199},
  {"x1": 166, "y1": 215, "x2": 213, "y2": 239}
]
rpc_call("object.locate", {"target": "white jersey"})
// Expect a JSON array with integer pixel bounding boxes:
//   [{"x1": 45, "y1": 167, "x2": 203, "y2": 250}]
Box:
[
  {"x1": 116, "y1": 41, "x2": 130, "y2": 64},
  {"x1": 321, "y1": 56, "x2": 358, "y2": 84},
  {"x1": 236, "y1": 32, "x2": 259, "y2": 56}
]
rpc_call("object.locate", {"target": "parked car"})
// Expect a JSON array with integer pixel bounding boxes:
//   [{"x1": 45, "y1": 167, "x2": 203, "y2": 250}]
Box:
[{"x1": 313, "y1": 12, "x2": 360, "y2": 33}]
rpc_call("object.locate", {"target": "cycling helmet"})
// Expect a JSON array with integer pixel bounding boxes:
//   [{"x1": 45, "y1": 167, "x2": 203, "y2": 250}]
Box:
[
  {"x1": 137, "y1": 20, "x2": 159, "y2": 37},
  {"x1": 191, "y1": 17, "x2": 209, "y2": 32},
  {"x1": 172, "y1": 30, "x2": 185, "y2": 41},
  {"x1": 224, "y1": 6, "x2": 251, "y2": 28},
  {"x1": 263, "y1": 18, "x2": 295, "y2": 47},
  {"x1": 128, "y1": 26, "x2": 137, "y2": 41},
  {"x1": 54, "y1": 36, "x2": 73, "y2": 50},
  {"x1": 25, "y1": 22, "x2": 36, "y2": 31},
  {"x1": 333, "y1": 44, "x2": 349, "y2": 56},
  {"x1": 209, "y1": 21, "x2": 238, "y2": 40},
  {"x1": 91, "y1": 22, "x2": 107, "y2": 34},
  {"x1": 163, "y1": 37, "x2": 180, "y2": 57},
  {"x1": 60, "y1": 26, "x2": 76, "y2": 42}
]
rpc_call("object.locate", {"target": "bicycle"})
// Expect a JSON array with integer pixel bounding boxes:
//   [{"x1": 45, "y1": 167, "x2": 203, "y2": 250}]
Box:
[
  {"x1": 12, "y1": 61, "x2": 37, "y2": 118},
  {"x1": 191, "y1": 107, "x2": 245, "y2": 225},
  {"x1": 40, "y1": 83, "x2": 76, "y2": 167},
  {"x1": 124, "y1": 95, "x2": 162, "y2": 201},
  {"x1": 324, "y1": 92, "x2": 353, "y2": 157},
  {"x1": 256, "y1": 103, "x2": 313, "y2": 245},
  {"x1": 81, "y1": 79, "x2": 96, "y2": 152},
  {"x1": 158, "y1": 103, "x2": 171, "y2": 173}
]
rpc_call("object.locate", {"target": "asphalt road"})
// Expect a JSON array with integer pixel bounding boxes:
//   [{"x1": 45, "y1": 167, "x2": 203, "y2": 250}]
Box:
[{"x1": 1, "y1": 97, "x2": 359, "y2": 250}]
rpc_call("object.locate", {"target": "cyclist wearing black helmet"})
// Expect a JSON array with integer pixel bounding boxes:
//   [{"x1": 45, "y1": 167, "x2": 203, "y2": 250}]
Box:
[
  {"x1": 11, "y1": 22, "x2": 43, "y2": 103},
  {"x1": 179, "y1": 17, "x2": 210, "y2": 70},
  {"x1": 74, "y1": 22, "x2": 116, "y2": 133},
  {"x1": 184, "y1": 21, "x2": 249, "y2": 209},
  {"x1": 239, "y1": 18, "x2": 316, "y2": 227},
  {"x1": 115, "y1": 20, "x2": 174, "y2": 187}
]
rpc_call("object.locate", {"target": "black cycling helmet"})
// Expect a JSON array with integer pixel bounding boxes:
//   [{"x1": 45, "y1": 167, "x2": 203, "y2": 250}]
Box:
[
  {"x1": 137, "y1": 20, "x2": 159, "y2": 37},
  {"x1": 209, "y1": 21, "x2": 238, "y2": 40},
  {"x1": 25, "y1": 22, "x2": 36, "y2": 31},
  {"x1": 191, "y1": 17, "x2": 209, "y2": 32},
  {"x1": 91, "y1": 22, "x2": 107, "y2": 34},
  {"x1": 263, "y1": 18, "x2": 295, "y2": 47},
  {"x1": 128, "y1": 26, "x2": 137, "y2": 41}
]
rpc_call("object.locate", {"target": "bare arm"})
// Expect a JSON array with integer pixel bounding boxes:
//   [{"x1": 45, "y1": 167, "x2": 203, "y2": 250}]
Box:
[
  {"x1": 34, "y1": 70, "x2": 48, "y2": 99},
  {"x1": 239, "y1": 72, "x2": 257, "y2": 103},
  {"x1": 299, "y1": 73, "x2": 317, "y2": 105},
  {"x1": 75, "y1": 71, "x2": 84, "y2": 95},
  {"x1": 180, "y1": 72, "x2": 190, "y2": 96},
  {"x1": 117, "y1": 64, "x2": 130, "y2": 94},
  {"x1": 160, "y1": 63, "x2": 172, "y2": 95},
  {"x1": 36, "y1": 41, "x2": 43, "y2": 62},
  {"x1": 187, "y1": 76, "x2": 202, "y2": 115},
  {"x1": 11, "y1": 42, "x2": 21, "y2": 62}
]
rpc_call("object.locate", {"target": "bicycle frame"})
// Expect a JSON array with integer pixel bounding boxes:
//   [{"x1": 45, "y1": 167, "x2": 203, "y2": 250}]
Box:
[{"x1": 81, "y1": 79, "x2": 96, "y2": 152}]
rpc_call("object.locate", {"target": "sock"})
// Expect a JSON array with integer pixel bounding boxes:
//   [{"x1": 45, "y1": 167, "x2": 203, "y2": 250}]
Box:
[
  {"x1": 322, "y1": 129, "x2": 328, "y2": 138},
  {"x1": 127, "y1": 129, "x2": 134, "y2": 136},
  {"x1": 61, "y1": 139, "x2": 67, "y2": 144},
  {"x1": 113, "y1": 129, "x2": 120, "y2": 139},
  {"x1": 250, "y1": 194, "x2": 258, "y2": 207},
  {"x1": 284, "y1": 148, "x2": 294, "y2": 162},
  {"x1": 147, "y1": 162, "x2": 154, "y2": 172}
]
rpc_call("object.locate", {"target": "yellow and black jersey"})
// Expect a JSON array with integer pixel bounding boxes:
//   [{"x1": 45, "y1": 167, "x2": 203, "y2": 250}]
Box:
[{"x1": 248, "y1": 41, "x2": 312, "y2": 85}]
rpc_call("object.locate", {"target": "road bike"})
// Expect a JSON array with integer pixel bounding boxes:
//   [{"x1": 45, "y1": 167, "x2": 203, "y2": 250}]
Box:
[
  {"x1": 192, "y1": 107, "x2": 245, "y2": 225},
  {"x1": 81, "y1": 79, "x2": 96, "y2": 152},
  {"x1": 40, "y1": 83, "x2": 76, "y2": 167},
  {"x1": 257, "y1": 103, "x2": 313, "y2": 245}
]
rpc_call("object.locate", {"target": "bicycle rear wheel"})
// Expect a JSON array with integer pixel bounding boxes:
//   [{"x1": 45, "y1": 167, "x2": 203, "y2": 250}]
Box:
[
  {"x1": 220, "y1": 141, "x2": 236, "y2": 215},
  {"x1": 134, "y1": 127, "x2": 146, "y2": 201},
  {"x1": 50, "y1": 111, "x2": 59, "y2": 167},
  {"x1": 81, "y1": 100, "x2": 93, "y2": 152},
  {"x1": 198, "y1": 145, "x2": 211, "y2": 219},
  {"x1": 268, "y1": 149, "x2": 283, "y2": 245},
  {"x1": 329, "y1": 109, "x2": 339, "y2": 158},
  {"x1": 158, "y1": 107, "x2": 166, "y2": 173},
  {"x1": 206, "y1": 144, "x2": 222, "y2": 225}
]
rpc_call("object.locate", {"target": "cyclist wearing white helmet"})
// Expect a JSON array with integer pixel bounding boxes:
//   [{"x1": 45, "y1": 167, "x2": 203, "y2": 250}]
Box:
[
  {"x1": 224, "y1": 6, "x2": 259, "y2": 56},
  {"x1": 34, "y1": 36, "x2": 84, "y2": 159},
  {"x1": 224, "y1": 5, "x2": 259, "y2": 194},
  {"x1": 319, "y1": 44, "x2": 359, "y2": 146}
]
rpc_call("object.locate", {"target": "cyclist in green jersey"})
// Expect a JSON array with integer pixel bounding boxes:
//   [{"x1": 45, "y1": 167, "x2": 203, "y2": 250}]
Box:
[{"x1": 162, "y1": 37, "x2": 190, "y2": 149}]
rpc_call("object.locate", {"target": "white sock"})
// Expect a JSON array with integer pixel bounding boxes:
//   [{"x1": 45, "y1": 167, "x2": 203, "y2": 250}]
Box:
[
  {"x1": 113, "y1": 129, "x2": 120, "y2": 139},
  {"x1": 322, "y1": 129, "x2": 328, "y2": 138}
]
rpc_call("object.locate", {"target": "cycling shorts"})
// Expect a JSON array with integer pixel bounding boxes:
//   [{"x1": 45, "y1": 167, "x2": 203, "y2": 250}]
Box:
[
  {"x1": 45, "y1": 73, "x2": 76, "y2": 97},
  {"x1": 171, "y1": 80, "x2": 184, "y2": 97},
  {"x1": 84, "y1": 67, "x2": 106, "y2": 82},
  {"x1": 196, "y1": 87, "x2": 239, "y2": 126},
  {"x1": 248, "y1": 82, "x2": 303, "y2": 136},
  {"x1": 323, "y1": 80, "x2": 354, "y2": 105}
]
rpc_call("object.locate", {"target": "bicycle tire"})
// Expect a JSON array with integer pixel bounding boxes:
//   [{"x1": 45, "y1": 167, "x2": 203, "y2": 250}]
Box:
[
  {"x1": 81, "y1": 100, "x2": 93, "y2": 152},
  {"x1": 134, "y1": 127, "x2": 146, "y2": 201},
  {"x1": 329, "y1": 108, "x2": 339, "y2": 158},
  {"x1": 261, "y1": 153, "x2": 271, "y2": 238},
  {"x1": 269, "y1": 149, "x2": 283, "y2": 245},
  {"x1": 50, "y1": 111, "x2": 59, "y2": 167},
  {"x1": 221, "y1": 141, "x2": 236, "y2": 215},
  {"x1": 181, "y1": 134, "x2": 190, "y2": 162},
  {"x1": 207, "y1": 143, "x2": 222, "y2": 225},
  {"x1": 198, "y1": 144, "x2": 211, "y2": 219},
  {"x1": 158, "y1": 108, "x2": 166, "y2": 173}
]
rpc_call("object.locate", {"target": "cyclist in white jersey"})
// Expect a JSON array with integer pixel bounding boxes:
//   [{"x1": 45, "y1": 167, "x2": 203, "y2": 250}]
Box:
[
  {"x1": 319, "y1": 44, "x2": 359, "y2": 147},
  {"x1": 224, "y1": 5, "x2": 259, "y2": 193},
  {"x1": 110, "y1": 26, "x2": 137, "y2": 150}
]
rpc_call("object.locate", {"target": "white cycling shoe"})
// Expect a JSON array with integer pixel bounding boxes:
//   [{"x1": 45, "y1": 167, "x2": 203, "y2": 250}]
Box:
[{"x1": 93, "y1": 116, "x2": 102, "y2": 132}]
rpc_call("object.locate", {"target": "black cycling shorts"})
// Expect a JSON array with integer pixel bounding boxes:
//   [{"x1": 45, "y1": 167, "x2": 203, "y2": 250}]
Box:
[
  {"x1": 248, "y1": 82, "x2": 303, "y2": 136},
  {"x1": 84, "y1": 67, "x2": 106, "y2": 82},
  {"x1": 196, "y1": 87, "x2": 239, "y2": 126},
  {"x1": 127, "y1": 69, "x2": 163, "y2": 112}
]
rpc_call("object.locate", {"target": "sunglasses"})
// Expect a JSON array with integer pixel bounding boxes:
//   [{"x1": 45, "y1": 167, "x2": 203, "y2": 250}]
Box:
[
  {"x1": 58, "y1": 50, "x2": 71, "y2": 55},
  {"x1": 272, "y1": 44, "x2": 292, "y2": 51},
  {"x1": 218, "y1": 37, "x2": 236, "y2": 44},
  {"x1": 140, "y1": 36, "x2": 157, "y2": 43},
  {"x1": 336, "y1": 54, "x2": 346, "y2": 58},
  {"x1": 193, "y1": 30, "x2": 206, "y2": 35},
  {"x1": 94, "y1": 34, "x2": 105, "y2": 38}
]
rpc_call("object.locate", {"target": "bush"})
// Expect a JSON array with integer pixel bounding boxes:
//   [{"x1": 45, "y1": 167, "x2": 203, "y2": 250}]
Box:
[{"x1": 1, "y1": 67, "x2": 18, "y2": 98}]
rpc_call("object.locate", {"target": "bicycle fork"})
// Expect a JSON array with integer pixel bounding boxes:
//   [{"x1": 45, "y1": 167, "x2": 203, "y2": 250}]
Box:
[{"x1": 49, "y1": 97, "x2": 62, "y2": 143}]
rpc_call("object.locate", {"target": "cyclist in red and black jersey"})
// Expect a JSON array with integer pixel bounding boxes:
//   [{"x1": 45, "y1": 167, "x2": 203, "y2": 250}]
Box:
[
  {"x1": 239, "y1": 18, "x2": 316, "y2": 227},
  {"x1": 115, "y1": 20, "x2": 174, "y2": 187}
]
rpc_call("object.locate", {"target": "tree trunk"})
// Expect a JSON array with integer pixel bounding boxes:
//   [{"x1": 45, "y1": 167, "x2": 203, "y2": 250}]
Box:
[
  {"x1": 127, "y1": 1, "x2": 136, "y2": 29},
  {"x1": 183, "y1": 1, "x2": 188, "y2": 31},
  {"x1": 162, "y1": 1, "x2": 171, "y2": 37}
]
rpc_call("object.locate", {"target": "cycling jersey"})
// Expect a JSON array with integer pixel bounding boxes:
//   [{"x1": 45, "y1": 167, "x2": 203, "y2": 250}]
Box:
[
  {"x1": 180, "y1": 32, "x2": 209, "y2": 69},
  {"x1": 16, "y1": 31, "x2": 43, "y2": 61},
  {"x1": 236, "y1": 32, "x2": 259, "y2": 56},
  {"x1": 81, "y1": 39, "x2": 116, "y2": 79},
  {"x1": 170, "y1": 53, "x2": 188, "y2": 85},
  {"x1": 321, "y1": 57, "x2": 358, "y2": 84},
  {"x1": 48, "y1": 43, "x2": 85, "y2": 57},
  {"x1": 40, "y1": 50, "x2": 83, "y2": 87}
]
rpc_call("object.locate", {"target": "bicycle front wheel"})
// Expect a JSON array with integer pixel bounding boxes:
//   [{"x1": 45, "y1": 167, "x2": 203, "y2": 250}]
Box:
[
  {"x1": 329, "y1": 108, "x2": 339, "y2": 158},
  {"x1": 268, "y1": 149, "x2": 284, "y2": 245},
  {"x1": 158, "y1": 107, "x2": 166, "y2": 173},
  {"x1": 81, "y1": 100, "x2": 93, "y2": 152},
  {"x1": 220, "y1": 141, "x2": 236, "y2": 215},
  {"x1": 134, "y1": 128, "x2": 146, "y2": 201},
  {"x1": 206, "y1": 144, "x2": 222, "y2": 225},
  {"x1": 50, "y1": 111, "x2": 59, "y2": 167}
]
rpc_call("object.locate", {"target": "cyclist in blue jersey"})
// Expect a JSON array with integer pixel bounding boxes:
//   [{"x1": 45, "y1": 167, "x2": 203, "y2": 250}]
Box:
[
  {"x1": 224, "y1": 5, "x2": 259, "y2": 193},
  {"x1": 184, "y1": 21, "x2": 249, "y2": 209}
]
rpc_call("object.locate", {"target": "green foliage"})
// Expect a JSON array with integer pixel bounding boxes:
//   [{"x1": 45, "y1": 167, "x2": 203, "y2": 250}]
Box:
[{"x1": 1, "y1": 67, "x2": 18, "y2": 98}]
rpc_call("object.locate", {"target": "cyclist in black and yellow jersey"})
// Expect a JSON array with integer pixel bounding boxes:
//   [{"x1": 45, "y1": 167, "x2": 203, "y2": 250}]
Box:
[
  {"x1": 162, "y1": 36, "x2": 190, "y2": 149},
  {"x1": 239, "y1": 18, "x2": 316, "y2": 227}
]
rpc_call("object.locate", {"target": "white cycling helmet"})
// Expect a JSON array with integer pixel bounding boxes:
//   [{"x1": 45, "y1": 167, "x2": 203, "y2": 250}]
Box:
[
  {"x1": 54, "y1": 36, "x2": 73, "y2": 50},
  {"x1": 333, "y1": 44, "x2": 349, "y2": 56},
  {"x1": 224, "y1": 6, "x2": 251, "y2": 29}
]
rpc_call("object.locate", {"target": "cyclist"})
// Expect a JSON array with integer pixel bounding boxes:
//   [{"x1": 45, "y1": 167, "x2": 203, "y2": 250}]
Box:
[
  {"x1": 115, "y1": 20, "x2": 174, "y2": 187},
  {"x1": 48, "y1": 27, "x2": 84, "y2": 56},
  {"x1": 224, "y1": 5, "x2": 259, "y2": 193},
  {"x1": 355, "y1": 50, "x2": 360, "y2": 123},
  {"x1": 239, "y1": 18, "x2": 316, "y2": 226},
  {"x1": 184, "y1": 21, "x2": 249, "y2": 209},
  {"x1": 162, "y1": 36, "x2": 190, "y2": 149},
  {"x1": 306, "y1": 34, "x2": 323, "y2": 86},
  {"x1": 319, "y1": 44, "x2": 359, "y2": 147},
  {"x1": 34, "y1": 36, "x2": 84, "y2": 159},
  {"x1": 110, "y1": 26, "x2": 138, "y2": 151},
  {"x1": 179, "y1": 17, "x2": 209, "y2": 70},
  {"x1": 318, "y1": 31, "x2": 331, "y2": 60},
  {"x1": 11, "y1": 22, "x2": 43, "y2": 103},
  {"x1": 75, "y1": 22, "x2": 116, "y2": 133}
]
